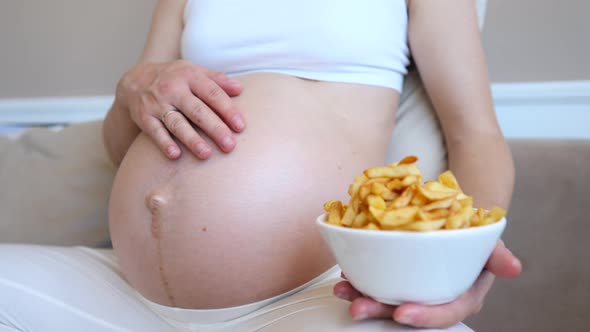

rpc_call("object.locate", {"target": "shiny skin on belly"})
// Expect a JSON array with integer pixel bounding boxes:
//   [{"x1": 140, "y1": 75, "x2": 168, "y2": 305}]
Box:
[{"x1": 108, "y1": 73, "x2": 399, "y2": 309}]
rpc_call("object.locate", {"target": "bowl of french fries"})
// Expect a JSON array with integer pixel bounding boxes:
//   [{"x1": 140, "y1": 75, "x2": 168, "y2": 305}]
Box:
[{"x1": 317, "y1": 156, "x2": 506, "y2": 305}]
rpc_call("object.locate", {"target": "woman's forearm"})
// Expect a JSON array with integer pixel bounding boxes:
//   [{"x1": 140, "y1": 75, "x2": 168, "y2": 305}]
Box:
[
  {"x1": 102, "y1": 97, "x2": 140, "y2": 166},
  {"x1": 446, "y1": 132, "x2": 515, "y2": 210},
  {"x1": 407, "y1": 0, "x2": 514, "y2": 210}
]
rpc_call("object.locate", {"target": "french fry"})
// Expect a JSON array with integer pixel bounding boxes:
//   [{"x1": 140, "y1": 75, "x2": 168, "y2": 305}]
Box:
[
  {"x1": 364, "y1": 164, "x2": 421, "y2": 179},
  {"x1": 400, "y1": 218, "x2": 446, "y2": 232},
  {"x1": 366, "y1": 177, "x2": 391, "y2": 185},
  {"x1": 470, "y1": 211, "x2": 482, "y2": 226},
  {"x1": 438, "y1": 170, "x2": 460, "y2": 190},
  {"x1": 381, "y1": 191, "x2": 398, "y2": 201},
  {"x1": 479, "y1": 207, "x2": 507, "y2": 226},
  {"x1": 422, "y1": 197, "x2": 454, "y2": 211},
  {"x1": 348, "y1": 174, "x2": 368, "y2": 197},
  {"x1": 401, "y1": 175, "x2": 420, "y2": 187},
  {"x1": 445, "y1": 198, "x2": 474, "y2": 229},
  {"x1": 424, "y1": 208, "x2": 451, "y2": 220},
  {"x1": 418, "y1": 182, "x2": 458, "y2": 201},
  {"x1": 367, "y1": 195, "x2": 386, "y2": 210},
  {"x1": 341, "y1": 204, "x2": 348, "y2": 214},
  {"x1": 391, "y1": 185, "x2": 416, "y2": 208},
  {"x1": 477, "y1": 207, "x2": 486, "y2": 219},
  {"x1": 327, "y1": 201, "x2": 343, "y2": 225},
  {"x1": 359, "y1": 184, "x2": 371, "y2": 200},
  {"x1": 417, "y1": 209, "x2": 430, "y2": 221},
  {"x1": 386, "y1": 179, "x2": 404, "y2": 191},
  {"x1": 398, "y1": 155, "x2": 418, "y2": 165},
  {"x1": 369, "y1": 206, "x2": 385, "y2": 220},
  {"x1": 364, "y1": 222, "x2": 380, "y2": 230},
  {"x1": 351, "y1": 211, "x2": 369, "y2": 228},
  {"x1": 371, "y1": 182, "x2": 389, "y2": 196},
  {"x1": 380, "y1": 206, "x2": 419, "y2": 228},
  {"x1": 323, "y1": 200, "x2": 339, "y2": 212},
  {"x1": 410, "y1": 192, "x2": 428, "y2": 206},
  {"x1": 450, "y1": 200, "x2": 462, "y2": 214},
  {"x1": 350, "y1": 195, "x2": 362, "y2": 212},
  {"x1": 341, "y1": 205, "x2": 357, "y2": 227}
]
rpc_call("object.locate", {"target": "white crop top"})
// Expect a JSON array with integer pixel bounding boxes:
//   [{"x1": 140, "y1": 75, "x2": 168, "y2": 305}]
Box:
[{"x1": 182, "y1": 0, "x2": 410, "y2": 91}]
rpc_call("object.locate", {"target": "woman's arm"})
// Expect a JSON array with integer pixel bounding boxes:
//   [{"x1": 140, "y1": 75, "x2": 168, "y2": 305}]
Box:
[
  {"x1": 103, "y1": 0, "x2": 245, "y2": 166},
  {"x1": 334, "y1": 1, "x2": 521, "y2": 328},
  {"x1": 408, "y1": 0, "x2": 514, "y2": 209}
]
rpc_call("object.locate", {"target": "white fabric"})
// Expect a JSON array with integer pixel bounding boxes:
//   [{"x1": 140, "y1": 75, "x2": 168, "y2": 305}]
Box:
[
  {"x1": 182, "y1": 0, "x2": 410, "y2": 91},
  {"x1": 0, "y1": 245, "x2": 472, "y2": 332}
]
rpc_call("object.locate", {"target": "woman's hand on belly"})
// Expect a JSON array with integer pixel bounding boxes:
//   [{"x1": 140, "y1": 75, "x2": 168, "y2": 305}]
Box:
[{"x1": 116, "y1": 60, "x2": 246, "y2": 160}]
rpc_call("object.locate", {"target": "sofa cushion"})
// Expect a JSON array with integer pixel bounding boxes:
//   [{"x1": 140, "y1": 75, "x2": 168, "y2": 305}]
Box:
[
  {"x1": 0, "y1": 120, "x2": 115, "y2": 247},
  {"x1": 466, "y1": 139, "x2": 590, "y2": 332}
]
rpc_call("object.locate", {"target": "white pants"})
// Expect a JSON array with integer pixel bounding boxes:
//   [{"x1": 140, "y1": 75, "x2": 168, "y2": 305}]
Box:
[{"x1": 0, "y1": 245, "x2": 471, "y2": 332}]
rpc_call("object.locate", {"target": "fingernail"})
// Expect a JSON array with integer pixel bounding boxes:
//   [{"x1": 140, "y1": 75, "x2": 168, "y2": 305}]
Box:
[
  {"x1": 167, "y1": 146, "x2": 178, "y2": 157},
  {"x1": 233, "y1": 114, "x2": 245, "y2": 131},
  {"x1": 195, "y1": 143, "x2": 210, "y2": 157},
  {"x1": 221, "y1": 136, "x2": 235, "y2": 150},
  {"x1": 228, "y1": 79, "x2": 241, "y2": 87},
  {"x1": 513, "y1": 257, "x2": 522, "y2": 270},
  {"x1": 396, "y1": 314, "x2": 415, "y2": 326},
  {"x1": 334, "y1": 290, "x2": 347, "y2": 300},
  {"x1": 353, "y1": 313, "x2": 369, "y2": 321}
]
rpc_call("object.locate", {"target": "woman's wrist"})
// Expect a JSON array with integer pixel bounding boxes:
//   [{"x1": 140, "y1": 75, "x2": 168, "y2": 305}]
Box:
[{"x1": 103, "y1": 87, "x2": 141, "y2": 166}]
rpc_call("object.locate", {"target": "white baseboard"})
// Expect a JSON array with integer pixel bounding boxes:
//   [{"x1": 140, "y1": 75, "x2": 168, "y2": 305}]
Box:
[
  {"x1": 492, "y1": 80, "x2": 590, "y2": 139},
  {"x1": 0, "y1": 96, "x2": 113, "y2": 125},
  {"x1": 0, "y1": 81, "x2": 589, "y2": 138}
]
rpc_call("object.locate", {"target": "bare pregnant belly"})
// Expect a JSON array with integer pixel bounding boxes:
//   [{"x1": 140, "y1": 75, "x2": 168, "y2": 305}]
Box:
[{"x1": 109, "y1": 73, "x2": 399, "y2": 309}]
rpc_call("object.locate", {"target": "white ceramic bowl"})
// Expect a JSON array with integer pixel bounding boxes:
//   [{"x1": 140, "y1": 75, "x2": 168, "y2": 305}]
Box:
[{"x1": 316, "y1": 213, "x2": 506, "y2": 305}]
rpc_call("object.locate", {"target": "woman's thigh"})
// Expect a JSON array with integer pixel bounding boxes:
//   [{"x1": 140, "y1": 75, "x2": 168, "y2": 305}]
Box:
[{"x1": 0, "y1": 245, "x2": 174, "y2": 332}]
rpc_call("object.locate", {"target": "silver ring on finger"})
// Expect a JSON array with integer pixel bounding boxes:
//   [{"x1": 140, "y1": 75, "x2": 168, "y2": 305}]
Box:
[{"x1": 161, "y1": 109, "x2": 179, "y2": 123}]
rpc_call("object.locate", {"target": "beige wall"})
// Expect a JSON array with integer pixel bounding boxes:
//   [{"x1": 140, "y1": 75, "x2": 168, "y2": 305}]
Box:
[
  {"x1": 0, "y1": 0, "x2": 157, "y2": 98},
  {"x1": 0, "y1": 0, "x2": 588, "y2": 98},
  {"x1": 483, "y1": 0, "x2": 590, "y2": 82}
]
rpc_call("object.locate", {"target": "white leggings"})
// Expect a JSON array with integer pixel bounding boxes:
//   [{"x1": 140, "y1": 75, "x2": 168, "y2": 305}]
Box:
[{"x1": 0, "y1": 245, "x2": 471, "y2": 332}]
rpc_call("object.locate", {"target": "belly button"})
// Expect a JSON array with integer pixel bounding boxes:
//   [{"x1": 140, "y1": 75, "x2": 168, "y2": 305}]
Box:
[{"x1": 145, "y1": 192, "x2": 169, "y2": 239}]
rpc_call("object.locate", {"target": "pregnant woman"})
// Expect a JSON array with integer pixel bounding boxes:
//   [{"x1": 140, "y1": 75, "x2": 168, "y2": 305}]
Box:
[{"x1": 0, "y1": 0, "x2": 521, "y2": 331}]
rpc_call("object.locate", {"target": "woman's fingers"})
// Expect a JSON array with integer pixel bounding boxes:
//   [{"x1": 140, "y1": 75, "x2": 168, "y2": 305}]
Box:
[
  {"x1": 350, "y1": 297, "x2": 396, "y2": 321},
  {"x1": 485, "y1": 241, "x2": 522, "y2": 278},
  {"x1": 333, "y1": 280, "x2": 362, "y2": 301},
  {"x1": 142, "y1": 115, "x2": 181, "y2": 159},
  {"x1": 207, "y1": 71, "x2": 243, "y2": 97},
  {"x1": 393, "y1": 271, "x2": 495, "y2": 328},
  {"x1": 188, "y1": 75, "x2": 246, "y2": 134},
  {"x1": 334, "y1": 281, "x2": 396, "y2": 320},
  {"x1": 175, "y1": 95, "x2": 236, "y2": 153},
  {"x1": 160, "y1": 108, "x2": 212, "y2": 160}
]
